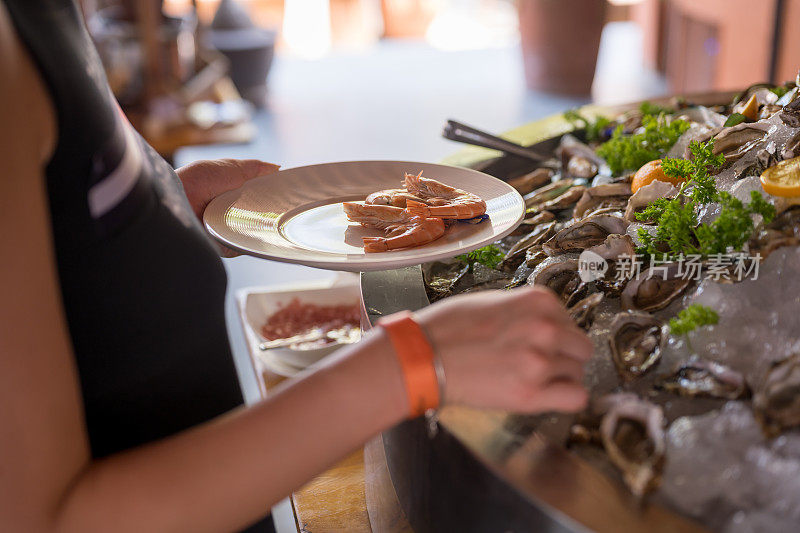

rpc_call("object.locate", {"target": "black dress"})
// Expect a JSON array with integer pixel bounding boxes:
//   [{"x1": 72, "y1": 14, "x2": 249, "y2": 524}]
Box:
[{"x1": 3, "y1": 1, "x2": 272, "y2": 530}]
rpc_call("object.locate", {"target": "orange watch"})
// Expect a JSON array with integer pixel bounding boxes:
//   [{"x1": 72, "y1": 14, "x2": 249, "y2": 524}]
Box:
[{"x1": 378, "y1": 311, "x2": 444, "y2": 418}]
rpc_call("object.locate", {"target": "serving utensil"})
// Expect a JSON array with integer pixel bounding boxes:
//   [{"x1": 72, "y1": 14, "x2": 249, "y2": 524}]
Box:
[
  {"x1": 442, "y1": 119, "x2": 550, "y2": 163},
  {"x1": 258, "y1": 326, "x2": 360, "y2": 351}
]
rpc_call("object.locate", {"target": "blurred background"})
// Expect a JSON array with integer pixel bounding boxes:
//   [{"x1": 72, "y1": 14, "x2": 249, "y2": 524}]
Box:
[{"x1": 78, "y1": 0, "x2": 800, "y2": 166}]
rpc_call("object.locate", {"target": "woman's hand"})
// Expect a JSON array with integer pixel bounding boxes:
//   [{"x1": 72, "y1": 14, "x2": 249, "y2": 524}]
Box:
[
  {"x1": 415, "y1": 286, "x2": 593, "y2": 413},
  {"x1": 175, "y1": 158, "x2": 280, "y2": 256},
  {"x1": 176, "y1": 158, "x2": 280, "y2": 220}
]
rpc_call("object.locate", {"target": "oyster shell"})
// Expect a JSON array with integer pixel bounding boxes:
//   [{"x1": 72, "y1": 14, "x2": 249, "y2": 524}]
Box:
[
  {"x1": 558, "y1": 134, "x2": 606, "y2": 179},
  {"x1": 500, "y1": 222, "x2": 556, "y2": 271},
  {"x1": 567, "y1": 156, "x2": 597, "y2": 180},
  {"x1": 524, "y1": 180, "x2": 574, "y2": 209},
  {"x1": 585, "y1": 234, "x2": 636, "y2": 297},
  {"x1": 711, "y1": 122, "x2": 772, "y2": 162},
  {"x1": 527, "y1": 257, "x2": 586, "y2": 304},
  {"x1": 537, "y1": 185, "x2": 586, "y2": 212},
  {"x1": 656, "y1": 357, "x2": 749, "y2": 400},
  {"x1": 754, "y1": 352, "x2": 800, "y2": 437},
  {"x1": 609, "y1": 312, "x2": 663, "y2": 380},
  {"x1": 585, "y1": 234, "x2": 635, "y2": 261},
  {"x1": 568, "y1": 292, "x2": 603, "y2": 329},
  {"x1": 596, "y1": 393, "x2": 666, "y2": 498},
  {"x1": 624, "y1": 180, "x2": 679, "y2": 222},
  {"x1": 749, "y1": 206, "x2": 800, "y2": 258},
  {"x1": 620, "y1": 262, "x2": 690, "y2": 312},
  {"x1": 507, "y1": 168, "x2": 553, "y2": 195},
  {"x1": 573, "y1": 183, "x2": 632, "y2": 220},
  {"x1": 542, "y1": 214, "x2": 629, "y2": 256}
]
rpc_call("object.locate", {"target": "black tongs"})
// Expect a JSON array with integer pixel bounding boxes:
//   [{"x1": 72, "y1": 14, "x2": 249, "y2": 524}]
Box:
[{"x1": 442, "y1": 119, "x2": 549, "y2": 163}]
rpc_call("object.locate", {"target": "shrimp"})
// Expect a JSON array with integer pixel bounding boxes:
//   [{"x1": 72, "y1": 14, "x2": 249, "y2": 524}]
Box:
[
  {"x1": 342, "y1": 202, "x2": 445, "y2": 252},
  {"x1": 342, "y1": 202, "x2": 414, "y2": 229},
  {"x1": 403, "y1": 171, "x2": 487, "y2": 219},
  {"x1": 362, "y1": 216, "x2": 445, "y2": 252},
  {"x1": 365, "y1": 188, "x2": 428, "y2": 208}
]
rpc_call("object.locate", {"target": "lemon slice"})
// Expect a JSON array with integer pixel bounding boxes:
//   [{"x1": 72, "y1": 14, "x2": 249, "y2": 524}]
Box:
[{"x1": 761, "y1": 157, "x2": 800, "y2": 197}]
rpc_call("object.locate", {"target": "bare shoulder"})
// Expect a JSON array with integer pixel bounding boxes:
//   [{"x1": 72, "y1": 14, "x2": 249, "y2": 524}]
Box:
[
  {"x1": 0, "y1": 7, "x2": 88, "y2": 529},
  {"x1": 0, "y1": 2, "x2": 56, "y2": 167}
]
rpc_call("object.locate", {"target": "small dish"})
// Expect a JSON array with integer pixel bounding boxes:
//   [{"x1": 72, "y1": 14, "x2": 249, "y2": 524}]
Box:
[{"x1": 236, "y1": 276, "x2": 362, "y2": 375}]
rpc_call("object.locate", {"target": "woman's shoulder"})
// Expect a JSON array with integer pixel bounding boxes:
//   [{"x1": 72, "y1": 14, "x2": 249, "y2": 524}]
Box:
[{"x1": 0, "y1": 1, "x2": 56, "y2": 165}]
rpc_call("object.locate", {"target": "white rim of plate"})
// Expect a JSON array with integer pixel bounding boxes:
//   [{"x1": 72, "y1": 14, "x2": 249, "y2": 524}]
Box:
[{"x1": 204, "y1": 160, "x2": 525, "y2": 272}]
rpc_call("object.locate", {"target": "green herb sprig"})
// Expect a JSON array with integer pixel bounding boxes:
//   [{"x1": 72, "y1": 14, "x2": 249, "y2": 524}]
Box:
[
  {"x1": 669, "y1": 304, "x2": 719, "y2": 335},
  {"x1": 597, "y1": 114, "x2": 690, "y2": 175},
  {"x1": 639, "y1": 101, "x2": 674, "y2": 116},
  {"x1": 456, "y1": 245, "x2": 503, "y2": 270},
  {"x1": 635, "y1": 140, "x2": 775, "y2": 258},
  {"x1": 563, "y1": 109, "x2": 612, "y2": 143}
]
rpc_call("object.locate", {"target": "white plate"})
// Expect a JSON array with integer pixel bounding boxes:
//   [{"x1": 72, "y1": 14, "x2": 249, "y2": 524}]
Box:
[
  {"x1": 236, "y1": 275, "x2": 362, "y2": 376},
  {"x1": 204, "y1": 161, "x2": 525, "y2": 272}
]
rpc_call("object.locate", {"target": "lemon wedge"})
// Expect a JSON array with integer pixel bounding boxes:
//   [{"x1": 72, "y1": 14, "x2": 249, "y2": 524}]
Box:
[{"x1": 761, "y1": 157, "x2": 800, "y2": 197}]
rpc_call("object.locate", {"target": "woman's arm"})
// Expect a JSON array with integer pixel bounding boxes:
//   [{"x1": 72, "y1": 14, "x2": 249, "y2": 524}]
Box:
[{"x1": 0, "y1": 5, "x2": 590, "y2": 532}]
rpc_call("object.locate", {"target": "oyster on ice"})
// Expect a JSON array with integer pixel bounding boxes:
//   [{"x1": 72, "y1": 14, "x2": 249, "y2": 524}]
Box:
[
  {"x1": 620, "y1": 262, "x2": 690, "y2": 312},
  {"x1": 596, "y1": 393, "x2": 666, "y2": 498},
  {"x1": 573, "y1": 183, "x2": 632, "y2": 220},
  {"x1": 609, "y1": 312, "x2": 664, "y2": 380},
  {"x1": 542, "y1": 214, "x2": 629, "y2": 255},
  {"x1": 624, "y1": 180, "x2": 679, "y2": 222},
  {"x1": 754, "y1": 352, "x2": 800, "y2": 437},
  {"x1": 711, "y1": 122, "x2": 772, "y2": 163},
  {"x1": 528, "y1": 257, "x2": 587, "y2": 305},
  {"x1": 656, "y1": 357, "x2": 750, "y2": 400},
  {"x1": 568, "y1": 292, "x2": 604, "y2": 329}
]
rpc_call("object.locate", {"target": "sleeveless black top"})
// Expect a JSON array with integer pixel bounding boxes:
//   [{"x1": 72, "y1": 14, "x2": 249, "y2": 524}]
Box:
[{"x1": 3, "y1": 1, "x2": 245, "y2": 457}]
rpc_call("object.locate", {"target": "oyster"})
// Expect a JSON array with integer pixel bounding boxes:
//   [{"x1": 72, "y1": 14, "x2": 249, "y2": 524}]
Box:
[
  {"x1": 568, "y1": 292, "x2": 603, "y2": 329},
  {"x1": 573, "y1": 183, "x2": 632, "y2": 220},
  {"x1": 527, "y1": 257, "x2": 586, "y2": 304},
  {"x1": 507, "y1": 168, "x2": 552, "y2": 196},
  {"x1": 558, "y1": 134, "x2": 606, "y2": 180},
  {"x1": 754, "y1": 352, "x2": 800, "y2": 437},
  {"x1": 749, "y1": 206, "x2": 800, "y2": 257},
  {"x1": 781, "y1": 90, "x2": 800, "y2": 127},
  {"x1": 624, "y1": 180, "x2": 679, "y2": 222},
  {"x1": 542, "y1": 215, "x2": 629, "y2": 256},
  {"x1": 423, "y1": 260, "x2": 469, "y2": 301},
  {"x1": 711, "y1": 122, "x2": 772, "y2": 162},
  {"x1": 596, "y1": 393, "x2": 666, "y2": 498},
  {"x1": 523, "y1": 180, "x2": 574, "y2": 209},
  {"x1": 586, "y1": 235, "x2": 636, "y2": 296},
  {"x1": 567, "y1": 156, "x2": 597, "y2": 180},
  {"x1": 585, "y1": 234, "x2": 635, "y2": 261},
  {"x1": 537, "y1": 185, "x2": 586, "y2": 212},
  {"x1": 656, "y1": 357, "x2": 749, "y2": 400},
  {"x1": 781, "y1": 131, "x2": 800, "y2": 160},
  {"x1": 500, "y1": 222, "x2": 555, "y2": 271},
  {"x1": 609, "y1": 312, "x2": 663, "y2": 380},
  {"x1": 620, "y1": 262, "x2": 690, "y2": 312},
  {"x1": 516, "y1": 210, "x2": 555, "y2": 232}
]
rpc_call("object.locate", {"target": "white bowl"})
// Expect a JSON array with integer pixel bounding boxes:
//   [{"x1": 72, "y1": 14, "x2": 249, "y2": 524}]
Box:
[{"x1": 236, "y1": 277, "x2": 362, "y2": 371}]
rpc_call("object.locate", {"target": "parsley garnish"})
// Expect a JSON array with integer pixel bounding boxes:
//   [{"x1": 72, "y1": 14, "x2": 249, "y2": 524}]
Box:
[
  {"x1": 770, "y1": 86, "x2": 790, "y2": 98},
  {"x1": 669, "y1": 304, "x2": 719, "y2": 335},
  {"x1": 456, "y1": 245, "x2": 503, "y2": 270},
  {"x1": 597, "y1": 114, "x2": 690, "y2": 175},
  {"x1": 563, "y1": 109, "x2": 612, "y2": 143},
  {"x1": 635, "y1": 140, "x2": 775, "y2": 258},
  {"x1": 639, "y1": 101, "x2": 674, "y2": 116}
]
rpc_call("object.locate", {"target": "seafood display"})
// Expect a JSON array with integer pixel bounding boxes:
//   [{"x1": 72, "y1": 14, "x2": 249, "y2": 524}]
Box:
[
  {"x1": 423, "y1": 76, "x2": 800, "y2": 530},
  {"x1": 344, "y1": 172, "x2": 487, "y2": 252}
]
